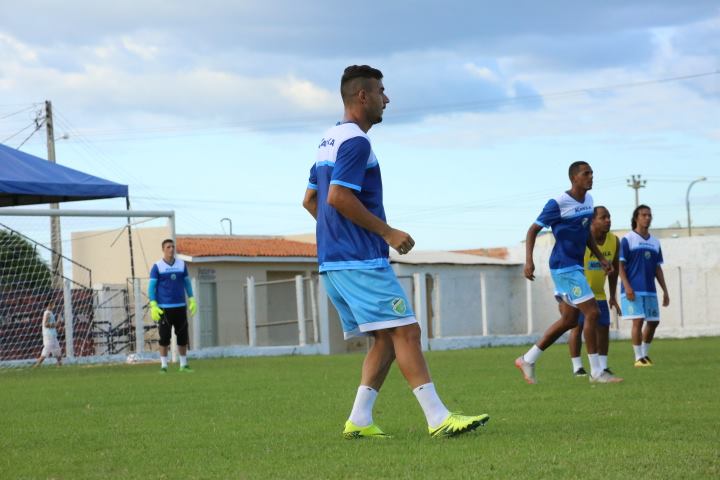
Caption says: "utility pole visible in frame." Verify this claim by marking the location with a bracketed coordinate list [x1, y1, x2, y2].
[626, 174, 647, 208]
[45, 100, 64, 289]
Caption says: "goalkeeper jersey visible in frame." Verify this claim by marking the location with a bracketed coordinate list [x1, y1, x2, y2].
[149, 258, 193, 308]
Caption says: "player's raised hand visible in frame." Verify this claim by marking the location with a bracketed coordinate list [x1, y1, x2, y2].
[524, 261, 535, 281]
[384, 228, 415, 255]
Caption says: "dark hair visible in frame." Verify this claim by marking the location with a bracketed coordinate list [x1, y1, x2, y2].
[341, 65, 383, 104]
[593, 205, 608, 218]
[161, 239, 174, 248]
[631, 204, 651, 230]
[568, 161, 589, 179]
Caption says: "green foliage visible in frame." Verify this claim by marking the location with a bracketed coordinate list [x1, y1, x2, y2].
[0, 338, 718, 479]
[0, 230, 52, 290]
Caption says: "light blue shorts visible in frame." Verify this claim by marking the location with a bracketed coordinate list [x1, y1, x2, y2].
[321, 267, 416, 339]
[551, 269, 595, 308]
[621, 294, 660, 321]
[578, 300, 611, 327]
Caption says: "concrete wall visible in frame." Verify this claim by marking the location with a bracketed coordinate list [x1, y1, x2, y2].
[392, 263, 525, 337]
[72, 226, 171, 286]
[507, 233, 720, 336]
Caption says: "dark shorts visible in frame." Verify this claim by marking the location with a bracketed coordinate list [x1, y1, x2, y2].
[578, 300, 611, 328]
[158, 306, 189, 347]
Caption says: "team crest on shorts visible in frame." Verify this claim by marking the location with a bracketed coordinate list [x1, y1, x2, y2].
[391, 298, 407, 315]
[571, 286, 582, 298]
[628, 304, 634, 314]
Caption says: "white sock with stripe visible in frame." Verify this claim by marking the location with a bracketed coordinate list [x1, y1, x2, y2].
[348, 386, 377, 427]
[588, 354, 602, 378]
[633, 345, 643, 361]
[571, 356, 583, 372]
[642, 342, 651, 358]
[413, 383, 450, 429]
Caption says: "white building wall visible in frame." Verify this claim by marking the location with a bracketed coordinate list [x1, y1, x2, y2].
[507, 233, 720, 337]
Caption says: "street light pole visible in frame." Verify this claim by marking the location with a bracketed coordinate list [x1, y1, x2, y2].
[686, 177, 707, 237]
[627, 174, 647, 208]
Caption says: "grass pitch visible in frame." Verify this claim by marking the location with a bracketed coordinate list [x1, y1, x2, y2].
[1, 337, 718, 479]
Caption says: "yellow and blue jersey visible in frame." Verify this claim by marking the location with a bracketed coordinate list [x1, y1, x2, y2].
[584, 232, 617, 300]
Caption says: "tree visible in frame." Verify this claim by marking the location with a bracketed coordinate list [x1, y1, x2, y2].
[0, 229, 52, 291]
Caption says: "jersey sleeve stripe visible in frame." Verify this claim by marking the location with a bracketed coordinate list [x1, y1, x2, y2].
[330, 179, 362, 191]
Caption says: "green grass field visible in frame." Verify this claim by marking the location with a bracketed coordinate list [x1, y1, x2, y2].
[1, 337, 718, 479]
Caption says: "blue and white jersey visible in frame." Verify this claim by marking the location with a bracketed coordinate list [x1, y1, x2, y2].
[535, 192, 594, 273]
[308, 122, 388, 272]
[619, 231, 663, 296]
[148, 258, 193, 308]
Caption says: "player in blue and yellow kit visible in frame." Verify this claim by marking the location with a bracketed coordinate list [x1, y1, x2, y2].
[516, 162, 621, 384]
[567, 206, 622, 381]
[148, 239, 197, 373]
[618, 205, 669, 366]
[303, 65, 488, 438]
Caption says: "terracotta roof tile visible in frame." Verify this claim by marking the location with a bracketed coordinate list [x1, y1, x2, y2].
[176, 236, 317, 258]
[453, 247, 509, 260]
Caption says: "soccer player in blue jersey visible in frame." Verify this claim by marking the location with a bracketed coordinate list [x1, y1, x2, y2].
[148, 239, 197, 373]
[303, 65, 489, 438]
[618, 205, 669, 367]
[516, 162, 621, 384]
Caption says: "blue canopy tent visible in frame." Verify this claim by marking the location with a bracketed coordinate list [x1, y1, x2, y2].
[0, 143, 128, 206]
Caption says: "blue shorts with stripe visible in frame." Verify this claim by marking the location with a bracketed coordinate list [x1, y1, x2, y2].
[578, 300, 611, 327]
[550, 269, 595, 308]
[321, 267, 416, 339]
[621, 294, 660, 322]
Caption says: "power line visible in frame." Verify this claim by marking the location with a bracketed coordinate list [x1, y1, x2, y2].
[38, 70, 720, 142]
[16, 118, 46, 149]
[1, 120, 38, 144]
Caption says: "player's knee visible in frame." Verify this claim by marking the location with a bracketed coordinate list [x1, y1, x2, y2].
[393, 323, 421, 343]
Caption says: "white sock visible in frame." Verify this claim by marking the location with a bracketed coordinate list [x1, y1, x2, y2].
[599, 355, 608, 371]
[642, 342, 651, 358]
[160, 356, 168, 368]
[348, 386, 378, 427]
[633, 345, 643, 361]
[179, 355, 187, 368]
[413, 383, 450, 429]
[523, 345, 543, 364]
[588, 354, 602, 377]
[571, 357, 583, 372]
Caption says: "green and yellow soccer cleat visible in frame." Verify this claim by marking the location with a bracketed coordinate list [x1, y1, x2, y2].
[429, 413, 490, 438]
[159, 367, 168, 374]
[342, 420, 391, 439]
[178, 365, 194, 373]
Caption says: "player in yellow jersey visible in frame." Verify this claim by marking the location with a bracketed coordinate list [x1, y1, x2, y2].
[568, 206, 623, 382]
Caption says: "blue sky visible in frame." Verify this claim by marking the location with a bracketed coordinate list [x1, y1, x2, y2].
[1, 1, 718, 250]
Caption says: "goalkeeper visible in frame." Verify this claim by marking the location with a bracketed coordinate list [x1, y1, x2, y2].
[148, 239, 197, 373]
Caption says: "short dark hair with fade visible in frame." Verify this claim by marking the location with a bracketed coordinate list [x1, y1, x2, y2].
[161, 238, 174, 248]
[341, 65, 383, 104]
[593, 205, 608, 218]
[568, 161, 590, 179]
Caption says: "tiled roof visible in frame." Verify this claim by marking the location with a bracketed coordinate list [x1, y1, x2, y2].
[176, 236, 317, 258]
[453, 247, 509, 260]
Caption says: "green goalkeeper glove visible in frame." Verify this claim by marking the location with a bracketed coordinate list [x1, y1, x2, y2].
[188, 297, 197, 316]
[149, 301, 164, 322]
